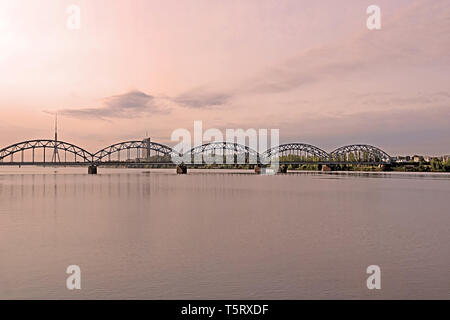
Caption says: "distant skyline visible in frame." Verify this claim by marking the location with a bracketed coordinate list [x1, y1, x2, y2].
[1, 0, 449, 155]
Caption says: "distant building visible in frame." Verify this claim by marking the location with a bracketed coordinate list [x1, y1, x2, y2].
[413, 156, 422, 163]
[394, 156, 409, 163]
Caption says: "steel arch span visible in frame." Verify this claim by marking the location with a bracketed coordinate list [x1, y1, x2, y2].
[93, 140, 177, 162]
[330, 144, 392, 163]
[0, 139, 93, 162]
[184, 142, 260, 164]
[261, 143, 330, 161]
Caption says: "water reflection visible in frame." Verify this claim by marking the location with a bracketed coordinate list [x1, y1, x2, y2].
[0, 167, 449, 299]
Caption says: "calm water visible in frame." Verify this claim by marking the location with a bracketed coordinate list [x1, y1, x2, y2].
[0, 167, 449, 299]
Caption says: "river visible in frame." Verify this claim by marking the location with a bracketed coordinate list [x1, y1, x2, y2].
[0, 167, 449, 299]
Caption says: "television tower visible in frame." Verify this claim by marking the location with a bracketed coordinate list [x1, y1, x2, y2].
[51, 113, 60, 163]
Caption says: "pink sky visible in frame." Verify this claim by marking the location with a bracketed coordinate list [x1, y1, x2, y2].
[1, 0, 449, 155]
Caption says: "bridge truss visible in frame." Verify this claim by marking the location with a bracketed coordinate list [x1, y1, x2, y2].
[184, 142, 260, 164]
[261, 143, 330, 162]
[92, 140, 177, 162]
[330, 144, 392, 163]
[0, 139, 392, 166]
[0, 140, 93, 163]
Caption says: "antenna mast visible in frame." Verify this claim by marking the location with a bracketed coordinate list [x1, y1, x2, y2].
[51, 112, 60, 163]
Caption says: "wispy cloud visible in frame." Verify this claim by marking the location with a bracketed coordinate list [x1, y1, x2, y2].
[55, 88, 232, 118]
[193, 0, 450, 100]
[173, 87, 232, 109]
[56, 90, 170, 120]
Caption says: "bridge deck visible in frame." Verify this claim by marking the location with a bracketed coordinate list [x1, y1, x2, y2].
[0, 161, 391, 167]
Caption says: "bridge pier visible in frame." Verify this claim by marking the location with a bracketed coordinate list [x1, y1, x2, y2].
[278, 165, 288, 174]
[176, 164, 187, 174]
[88, 164, 97, 174]
[379, 164, 392, 171]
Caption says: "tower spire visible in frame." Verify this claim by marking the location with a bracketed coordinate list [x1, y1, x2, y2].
[51, 112, 60, 163]
[55, 112, 58, 142]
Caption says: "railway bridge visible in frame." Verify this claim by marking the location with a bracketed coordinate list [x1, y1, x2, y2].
[0, 137, 392, 174]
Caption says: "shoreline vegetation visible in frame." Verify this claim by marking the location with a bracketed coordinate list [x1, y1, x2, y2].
[100, 161, 450, 173]
[104, 155, 450, 173]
